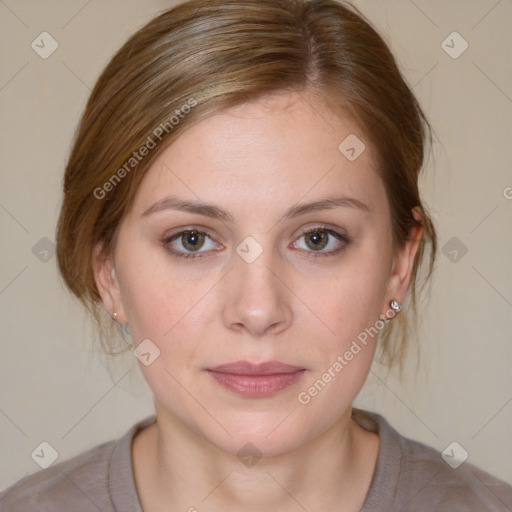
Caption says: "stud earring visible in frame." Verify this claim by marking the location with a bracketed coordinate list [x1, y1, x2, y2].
[390, 299, 402, 313]
[112, 312, 118, 321]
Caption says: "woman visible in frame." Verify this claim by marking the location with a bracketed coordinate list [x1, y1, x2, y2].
[1, 0, 511, 510]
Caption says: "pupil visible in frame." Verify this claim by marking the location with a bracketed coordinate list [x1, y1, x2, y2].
[183, 230, 204, 251]
[306, 230, 327, 250]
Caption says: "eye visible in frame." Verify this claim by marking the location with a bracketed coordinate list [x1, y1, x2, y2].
[163, 229, 220, 259]
[162, 225, 349, 260]
[291, 227, 349, 257]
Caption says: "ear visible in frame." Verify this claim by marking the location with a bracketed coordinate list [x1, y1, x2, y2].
[91, 243, 127, 323]
[383, 206, 424, 315]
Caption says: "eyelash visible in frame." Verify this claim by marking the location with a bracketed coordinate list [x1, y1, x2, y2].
[162, 225, 350, 260]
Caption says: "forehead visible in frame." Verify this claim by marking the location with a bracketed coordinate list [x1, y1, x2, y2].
[128, 91, 387, 221]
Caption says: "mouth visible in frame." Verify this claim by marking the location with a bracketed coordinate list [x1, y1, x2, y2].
[206, 361, 306, 397]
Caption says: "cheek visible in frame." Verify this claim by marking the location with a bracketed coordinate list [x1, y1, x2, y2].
[292, 253, 388, 419]
[114, 232, 211, 340]
[120, 272, 212, 350]
[115, 251, 222, 404]
[296, 245, 391, 352]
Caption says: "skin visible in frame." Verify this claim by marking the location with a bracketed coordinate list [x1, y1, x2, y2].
[93, 90, 422, 511]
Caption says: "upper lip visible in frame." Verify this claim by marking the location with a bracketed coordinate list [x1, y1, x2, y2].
[208, 361, 305, 375]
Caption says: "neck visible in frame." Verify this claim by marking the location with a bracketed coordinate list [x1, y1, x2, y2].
[132, 404, 379, 512]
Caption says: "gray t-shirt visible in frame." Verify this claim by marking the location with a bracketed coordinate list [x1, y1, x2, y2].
[1, 408, 511, 511]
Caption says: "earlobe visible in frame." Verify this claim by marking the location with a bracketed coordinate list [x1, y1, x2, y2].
[386, 206, 424, 306]
[91, 244, 127, 323]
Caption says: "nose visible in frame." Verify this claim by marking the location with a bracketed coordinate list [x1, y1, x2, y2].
[221, 244, 293, 338]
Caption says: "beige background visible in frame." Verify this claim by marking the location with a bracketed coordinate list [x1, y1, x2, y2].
[1, 0, 511, 493]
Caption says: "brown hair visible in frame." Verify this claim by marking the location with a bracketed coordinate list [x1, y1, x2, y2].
[56, 0, 437, 372]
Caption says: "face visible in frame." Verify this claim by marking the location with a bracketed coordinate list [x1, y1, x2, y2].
[94, 91, 420, 457]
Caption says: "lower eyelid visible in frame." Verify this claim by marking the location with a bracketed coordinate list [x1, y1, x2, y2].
[298, 242, 347, 258]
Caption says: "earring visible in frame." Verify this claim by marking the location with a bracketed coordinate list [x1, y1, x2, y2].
[390, 299, 402, 313]
[112, 312, 118, 321]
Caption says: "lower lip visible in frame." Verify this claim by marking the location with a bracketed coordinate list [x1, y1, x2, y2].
[207, 370, 305, 397]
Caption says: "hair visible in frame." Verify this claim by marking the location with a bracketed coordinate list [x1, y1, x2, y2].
[56, 0, 437, 374]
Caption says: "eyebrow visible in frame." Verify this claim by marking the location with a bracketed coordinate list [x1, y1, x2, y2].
[141, 195, 371, 222]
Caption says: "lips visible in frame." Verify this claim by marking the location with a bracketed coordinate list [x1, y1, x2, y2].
[206, 360, 306, 397]
[209, 360, 304, 375]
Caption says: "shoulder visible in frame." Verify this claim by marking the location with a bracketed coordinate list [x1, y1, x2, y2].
[398, 433, 512, 511]
[0, 415, 155, 512]
[0, 439, 117, 512]
[353, 408, 512, 511]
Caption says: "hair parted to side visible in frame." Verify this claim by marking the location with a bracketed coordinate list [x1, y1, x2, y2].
[56, 0, 437, 373]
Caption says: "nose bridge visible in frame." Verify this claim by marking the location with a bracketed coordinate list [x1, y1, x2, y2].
[221, 236, 292, 336]
[238, 248, 276, 293]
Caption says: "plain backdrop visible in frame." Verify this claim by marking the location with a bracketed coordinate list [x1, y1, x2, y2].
[1, 0, 511, 492]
